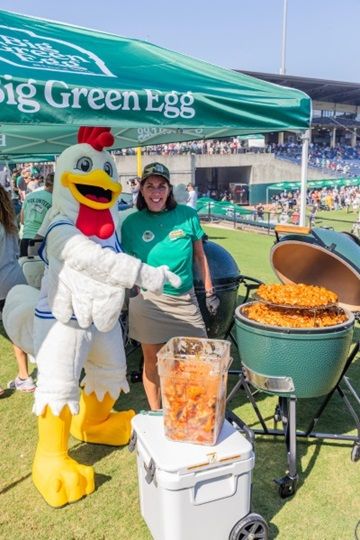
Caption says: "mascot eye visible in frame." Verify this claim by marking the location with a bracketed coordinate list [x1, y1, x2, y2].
[76, 157, 93, 172]
[104, 162, 113, 176]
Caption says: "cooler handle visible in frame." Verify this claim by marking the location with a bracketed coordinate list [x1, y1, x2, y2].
[144, 458, 156, 484]
[275, 224, 311, 243]
[128, 430, 137, 453]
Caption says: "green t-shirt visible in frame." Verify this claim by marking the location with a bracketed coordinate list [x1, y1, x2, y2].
[121, 205, 204, 295]
[22, 189, 53, 239]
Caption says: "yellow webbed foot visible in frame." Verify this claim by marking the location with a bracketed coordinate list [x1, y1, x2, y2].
[70, 391, 135, 446]
[33, 405, 95, 507]
[71, 408, 135, 446]
[32, 451, 95, 508]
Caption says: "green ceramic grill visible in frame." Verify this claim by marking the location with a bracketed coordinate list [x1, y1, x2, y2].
[235, 304, 354, 398]
[235, 226, 359, 398]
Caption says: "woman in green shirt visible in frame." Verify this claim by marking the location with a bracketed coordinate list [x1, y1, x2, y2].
[121, 162, 219, 410]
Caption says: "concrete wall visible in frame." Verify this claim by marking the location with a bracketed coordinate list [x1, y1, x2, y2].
[114, 152, 332, 198]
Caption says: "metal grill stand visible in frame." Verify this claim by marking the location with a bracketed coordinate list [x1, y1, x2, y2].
[227, 340, 360, 498]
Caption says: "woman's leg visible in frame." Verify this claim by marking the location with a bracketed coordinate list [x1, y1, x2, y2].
[141, 343, 164, 410]
[13, 344, 30, 379]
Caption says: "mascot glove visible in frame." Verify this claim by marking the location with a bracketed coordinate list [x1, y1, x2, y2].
[136, 263, 181, 295]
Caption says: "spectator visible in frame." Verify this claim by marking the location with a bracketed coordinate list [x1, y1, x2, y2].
[0, 185, 35, 392]
[16, 169, 28, 201]
[19, 172, 54, 257]
[173, 183, 189, 204]
[0, 166, 10, 192]
[127, 177, 141, 206]
[186, 182, 198, 209]
[26, 175, 41, 193]
[309, 205, 317, 227]
[256, 203, 265, 220]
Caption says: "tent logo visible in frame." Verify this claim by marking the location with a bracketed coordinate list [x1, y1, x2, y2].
[0, 26, 115, 77]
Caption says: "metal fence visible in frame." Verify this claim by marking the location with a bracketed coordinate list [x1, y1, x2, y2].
[198, 200, 358, 236]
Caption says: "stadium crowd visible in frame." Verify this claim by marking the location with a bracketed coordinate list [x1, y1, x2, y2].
[112, 138, 360, 180]
[113, 137, 268, 157]
[274, 142, 360, 178]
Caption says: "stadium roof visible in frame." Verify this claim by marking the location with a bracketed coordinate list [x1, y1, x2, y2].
[240, 71, 360, 107]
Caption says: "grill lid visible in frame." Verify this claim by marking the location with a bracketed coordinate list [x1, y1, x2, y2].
[193, 239, 241, 289]
[271, 227, 360, 311]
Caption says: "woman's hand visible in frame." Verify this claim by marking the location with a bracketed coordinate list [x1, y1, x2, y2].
[205, 292, 220, 316]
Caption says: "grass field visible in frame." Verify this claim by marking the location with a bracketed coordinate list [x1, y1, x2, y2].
[312, 207, 359, 233]
[0, 225, 359, 540]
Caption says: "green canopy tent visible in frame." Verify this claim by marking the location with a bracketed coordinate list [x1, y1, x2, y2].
[0, 10, 311, 151]
[0, 10, 312, 221]
[196, 197, 253, 217]
[1, 154, 55, 164]
[266, 177, 360, 203]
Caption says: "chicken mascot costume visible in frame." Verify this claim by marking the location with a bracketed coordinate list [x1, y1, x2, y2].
[3, 126, 180, 507]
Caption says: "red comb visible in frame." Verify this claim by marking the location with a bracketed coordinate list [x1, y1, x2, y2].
[78, 127, 114, 151]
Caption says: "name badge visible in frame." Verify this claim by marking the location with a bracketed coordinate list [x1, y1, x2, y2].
[169, 229, 185, 240]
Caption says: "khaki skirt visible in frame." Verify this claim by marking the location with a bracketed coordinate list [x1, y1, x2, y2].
[129, 288, 207, 344]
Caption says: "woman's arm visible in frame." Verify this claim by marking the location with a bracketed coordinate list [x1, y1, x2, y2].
[193, 238, 220, 315]
[193, 239, 214, 294]
[20, 206, 24, 226]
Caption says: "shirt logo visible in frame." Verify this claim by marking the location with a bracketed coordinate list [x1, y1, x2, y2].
[169, 229, 185, 240]
[142, 230, 155, 242]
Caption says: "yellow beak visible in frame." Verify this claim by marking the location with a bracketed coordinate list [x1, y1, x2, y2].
[61, 170, 122, 210]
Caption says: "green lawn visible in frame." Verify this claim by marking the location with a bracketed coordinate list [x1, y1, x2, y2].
[0, 226, 359, 540]
[312, 208, 358, 233]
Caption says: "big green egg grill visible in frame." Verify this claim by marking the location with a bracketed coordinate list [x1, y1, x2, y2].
[231, 226, 360, 497]
[234, 227, 359, 398]
[235, 304, 354, 398]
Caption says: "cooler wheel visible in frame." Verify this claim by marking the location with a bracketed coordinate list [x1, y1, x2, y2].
[229, 512, 268, 540]
[275, 474, 298, 498]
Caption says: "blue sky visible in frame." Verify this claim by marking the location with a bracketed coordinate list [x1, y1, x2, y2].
[2, 0, 360, 83]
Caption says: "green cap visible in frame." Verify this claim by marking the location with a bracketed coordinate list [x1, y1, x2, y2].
[141, 162, 170, 183]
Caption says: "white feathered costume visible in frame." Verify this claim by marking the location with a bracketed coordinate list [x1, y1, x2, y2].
[3, 127, 180, 507]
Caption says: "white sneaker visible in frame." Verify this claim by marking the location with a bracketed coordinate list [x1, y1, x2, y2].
[7, 376, 36, 392]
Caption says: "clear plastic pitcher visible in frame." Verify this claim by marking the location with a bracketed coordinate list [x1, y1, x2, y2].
[157, 337, 232, 445]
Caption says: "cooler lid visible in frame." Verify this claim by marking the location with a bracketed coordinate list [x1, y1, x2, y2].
[131, 413, 253, 474]
[271, 227, 360, 311]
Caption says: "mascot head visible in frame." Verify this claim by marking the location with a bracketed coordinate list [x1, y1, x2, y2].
[52, 127, 121, 239]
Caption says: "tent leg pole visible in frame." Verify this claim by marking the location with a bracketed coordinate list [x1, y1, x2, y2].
[299, 129, 310, 226]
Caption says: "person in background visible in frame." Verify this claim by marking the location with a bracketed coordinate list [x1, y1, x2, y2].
[256, 203, 265, 221]
[26, 175, 41, 193]
[16, 169, 28, 202]
[9, 168, 22, 221]
[309, 205, 317, 228]
[127, 177, 141, 206]
[0, 166, 10, 192]
[0, 185, 35, 392]
[186, 182, 198, 209]
[173, 183, 189, 204]
[19, 172, 54, 257]
[121, 162, 219, 410]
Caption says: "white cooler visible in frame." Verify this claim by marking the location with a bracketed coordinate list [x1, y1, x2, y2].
[130, 413, 258, 540]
